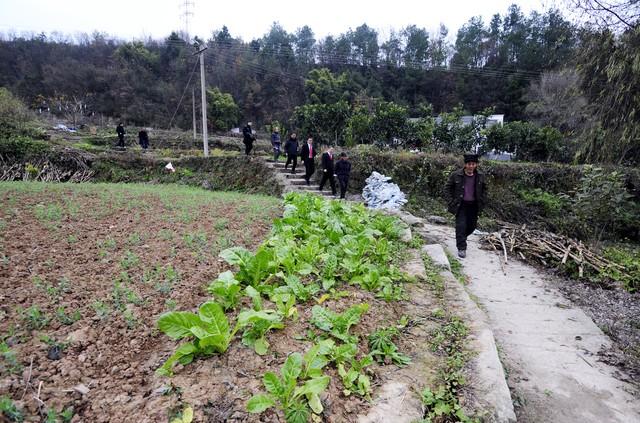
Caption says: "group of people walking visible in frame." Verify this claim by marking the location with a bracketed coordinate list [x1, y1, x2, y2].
[242, 123, 352, 199]
[115, 123, 150, 150]
[115, 120, 483, 260]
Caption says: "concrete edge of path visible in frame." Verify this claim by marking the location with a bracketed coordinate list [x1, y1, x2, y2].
[440, 267, 517, 423]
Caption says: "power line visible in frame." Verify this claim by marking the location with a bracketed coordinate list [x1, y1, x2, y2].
[167, 58, 200, 129]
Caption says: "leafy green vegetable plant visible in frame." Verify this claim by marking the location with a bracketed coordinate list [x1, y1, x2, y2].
[238, 309, 284, 355]
[311, 303, 369, 342]
[247, 352, 330, 423]
[156, 302, 237, 376]
[206, 271, 241, 310]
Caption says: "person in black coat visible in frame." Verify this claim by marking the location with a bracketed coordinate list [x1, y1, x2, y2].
[444, 153, 487, 259]
[319, 146, 336, 195]
[138, 129, 149, 150]
[299, 137, 317, 185]
[334, 152, 351, 199]
[116, 123, 125, 148]
[284, 133, 299, 174]
[242, 122, 255, 157]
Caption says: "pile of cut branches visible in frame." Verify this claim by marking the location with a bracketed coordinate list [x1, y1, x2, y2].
[480, 222, 625, 279]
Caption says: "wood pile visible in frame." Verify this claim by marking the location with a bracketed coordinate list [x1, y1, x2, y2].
[480, 222, 625, 278]
[0, 159, 93, 182]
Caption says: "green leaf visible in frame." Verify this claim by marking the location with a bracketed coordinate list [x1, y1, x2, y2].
[299, 376, 330, 396]
[281, 353, 303, 385]
[219, 247, 252, 266]
[434, 401, 452, 416]
[263, 372, 283, 396]
[246, 394, 275, 413]
[156, 342, 198, 376]
[245, 286, 263, 311]
[157, 311, 202, 340]
[182, 406, 193, 423]
[198, 302, 229, 336]
[310, 305, 335, 331]
[307, 393, 323, 414]
[254, 338, 269, 355]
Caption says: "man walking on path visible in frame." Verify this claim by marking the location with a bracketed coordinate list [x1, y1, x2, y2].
[445, 153, 487, 258]
[319, 146, 337, 196]
[284, 133, 299, 174]
[300, 137, 316, 185]
[335, 152, 351, 199]
[138, 129, 149, 150]
[116, 122, 125, 148]
[242, 122, 255, 158]
[271, 127, 282, 161]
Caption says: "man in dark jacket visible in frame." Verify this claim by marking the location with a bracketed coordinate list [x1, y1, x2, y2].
[335, 152, 351, 199]
[284, 133, 299, 174]
[242, 122, 255, 158]
[319, 146, 336, 196]
[299, 137, 316, 185]
[138, 129, 149, 150]
[445, 153, 487, 258]
[116, 123, 125, 148]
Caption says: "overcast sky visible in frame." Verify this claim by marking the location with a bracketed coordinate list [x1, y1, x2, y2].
[0, 0, 561, 42]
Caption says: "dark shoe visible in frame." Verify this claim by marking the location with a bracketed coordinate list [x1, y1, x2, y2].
[458, 250, 466, 259]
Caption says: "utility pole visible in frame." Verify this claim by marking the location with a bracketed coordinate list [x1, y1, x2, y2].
[196, 47, 209, 157]
[192, 86, 197, 140]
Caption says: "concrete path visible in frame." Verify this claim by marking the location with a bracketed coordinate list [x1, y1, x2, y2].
[420, 223, 640, 423]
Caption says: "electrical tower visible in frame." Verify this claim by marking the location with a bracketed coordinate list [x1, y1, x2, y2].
[180, 0, 194, 42]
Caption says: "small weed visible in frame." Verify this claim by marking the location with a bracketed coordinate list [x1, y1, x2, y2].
[98, 237, 117, 250]
[183, 231, 207, 251]
[45, 406, 74, 423]
[446, 252, 467, 284]
[122, 309, 138, 329]
[112, 281, 143, 311]
[164, 298, 177, 311]
[159, 229, 174, 241]
[92, 300, 111, 320]
[213, 218, 228, 231]
[127, 232, 143, 246]
[34, 203, 63, 225]
[21, 305, 49, 330]
[66, 234, 78, 244]
[0, 396, 24, 422]
[56, 307, 81, 325]
[156, 265, 179, 294]
[1, 342, 22, 375]
[120, 250, 140, 270]
[368, 326, 411, 366]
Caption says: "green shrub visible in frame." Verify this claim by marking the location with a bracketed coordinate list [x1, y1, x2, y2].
[601, 247, 640, 293]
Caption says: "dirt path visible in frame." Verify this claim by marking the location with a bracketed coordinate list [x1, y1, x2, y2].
[422, 223, 640, 423]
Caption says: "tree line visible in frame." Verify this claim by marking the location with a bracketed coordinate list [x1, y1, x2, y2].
[0, 3, 638, 164]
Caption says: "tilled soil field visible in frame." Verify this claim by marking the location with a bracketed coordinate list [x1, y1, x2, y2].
[0, 182, 280, 421]
[0, 182, 449, 422]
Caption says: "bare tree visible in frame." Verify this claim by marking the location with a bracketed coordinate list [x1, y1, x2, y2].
[566, 0, 640, 30]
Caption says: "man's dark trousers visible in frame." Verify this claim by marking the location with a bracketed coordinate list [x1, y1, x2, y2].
[303, 159, 315, 184]
[455, 201, 478, 251]
[338, 175, 349, 199]
[285, 154, 297, 173]
[319, 172, 336, 195]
